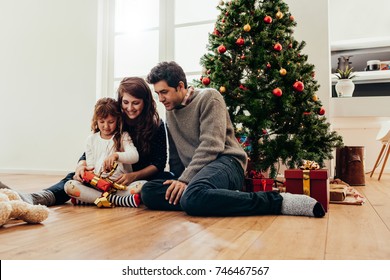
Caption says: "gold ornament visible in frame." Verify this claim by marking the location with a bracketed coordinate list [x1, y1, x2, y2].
[243, 24, 251, 32]
[276, 11, 284, 19]
[219, 86, 226, 93]
[312, 95, 319, 102]
[279, 68, 287, 76]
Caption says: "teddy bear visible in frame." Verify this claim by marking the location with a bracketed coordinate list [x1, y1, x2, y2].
[0, 188, 50, 227]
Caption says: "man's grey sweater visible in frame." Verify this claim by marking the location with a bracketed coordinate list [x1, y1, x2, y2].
[167, 87, 248, 184]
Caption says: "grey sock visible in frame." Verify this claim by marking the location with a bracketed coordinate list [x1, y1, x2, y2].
[0, 182, 55, 206]
[280, 193, 325, 218]
[31, 190, 56, 206]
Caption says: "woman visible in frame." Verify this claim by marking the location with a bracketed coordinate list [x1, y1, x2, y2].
[0, 77, 172, 206]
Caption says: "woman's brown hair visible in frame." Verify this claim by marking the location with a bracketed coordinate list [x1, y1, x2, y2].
[117, 77, 160, 156]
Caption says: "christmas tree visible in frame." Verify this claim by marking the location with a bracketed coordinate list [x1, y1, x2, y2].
[196, 0, 343, 178]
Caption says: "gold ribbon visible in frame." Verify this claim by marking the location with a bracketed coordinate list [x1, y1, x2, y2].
[90, 175, 100, 187]
[302, 170, 311, 196]
[94, 192, 112, 208]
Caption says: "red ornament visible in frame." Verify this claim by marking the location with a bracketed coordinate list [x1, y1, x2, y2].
[293, 81, 304, 92]
[213, 28, 220, 36]
[273, 43, 282, 51]
[236, 37, 245, 46]
[266, 62, 271, 69]
[202, 77, 211, 86]
[288, 43, 293, 49]
[262, 129, 268, 135]
[264, 15, 273, 24]
[319, 107, 326, 115]
[207, 69, 211, 74]
[290, 15, 295, 21]
[239, 84, 248, 91]
[303, 111, 311, 115]
[272, 88, 283, 97]
[241, 55, 246, 60]
[218, 45, 227, 54]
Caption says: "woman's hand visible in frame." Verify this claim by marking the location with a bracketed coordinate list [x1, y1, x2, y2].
[74, 163, 94, 182]
[163, 180, 187, 205]
[115, 172, 139, 185]
[103, 153, 119, 172]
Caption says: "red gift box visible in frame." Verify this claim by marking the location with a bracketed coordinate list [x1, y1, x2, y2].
[284, 169, 329, 212]
[244, 178, 274, 192]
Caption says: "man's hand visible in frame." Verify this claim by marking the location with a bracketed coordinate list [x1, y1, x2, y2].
[164, 180, 187, 205]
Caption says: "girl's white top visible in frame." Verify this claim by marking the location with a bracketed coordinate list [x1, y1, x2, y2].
[85, 131, 139, 180]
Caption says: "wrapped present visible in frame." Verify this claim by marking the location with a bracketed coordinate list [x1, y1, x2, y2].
[284, 169, 329, 212]
[82, 161, 127, 192]
[244, 178, 274, 192]
[83, 171, 112, 192]
[329, 184, 347, 201]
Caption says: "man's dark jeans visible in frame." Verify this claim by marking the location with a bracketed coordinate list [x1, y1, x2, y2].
[141, 155, 282, 216]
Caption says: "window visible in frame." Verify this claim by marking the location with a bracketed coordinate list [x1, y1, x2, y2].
[114, 0, 160, 78]
[98, 0, 219, 97]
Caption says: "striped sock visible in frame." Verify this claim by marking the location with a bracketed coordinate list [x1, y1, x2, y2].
[107, 193, 141, 208]
[70, 197, 95, 206]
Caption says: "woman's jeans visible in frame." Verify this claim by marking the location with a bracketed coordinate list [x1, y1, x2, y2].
[141, 155, 282, 216]
[45, 172, 74, 205]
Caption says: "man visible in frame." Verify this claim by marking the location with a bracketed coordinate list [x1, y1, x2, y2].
[142, 61, 325, 218]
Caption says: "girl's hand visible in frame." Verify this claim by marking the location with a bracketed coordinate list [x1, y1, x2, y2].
[103, 153, 119, 172]
[74, 165, 94, 182]
[115, 172, 139, 185]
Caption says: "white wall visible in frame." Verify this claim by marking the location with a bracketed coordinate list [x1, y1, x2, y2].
[286, 0, 330, 112]
[328, 0, 390, 173]
[0, 0, 99, 174]
[0, 0, 388, 175]
[329, 0, 390, 42]
[284, 0, 332, 174]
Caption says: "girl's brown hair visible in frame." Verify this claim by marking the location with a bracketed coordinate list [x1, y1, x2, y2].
[117, 77, 160, 156]
[91, 97, 123, 152]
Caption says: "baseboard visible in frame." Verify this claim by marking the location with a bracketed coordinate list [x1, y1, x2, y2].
[0, 169, 68, 176]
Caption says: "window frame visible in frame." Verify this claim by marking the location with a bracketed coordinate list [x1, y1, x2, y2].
[96, 0, 217, 98]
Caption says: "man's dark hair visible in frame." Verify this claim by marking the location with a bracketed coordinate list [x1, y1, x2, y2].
[146, 61, 188, 88]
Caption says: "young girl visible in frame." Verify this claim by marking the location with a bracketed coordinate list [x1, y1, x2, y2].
[64, 97, 142, 207]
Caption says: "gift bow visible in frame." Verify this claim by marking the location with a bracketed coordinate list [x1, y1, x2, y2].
[299, 160, 319, 196]
[299, 160, 319, 170]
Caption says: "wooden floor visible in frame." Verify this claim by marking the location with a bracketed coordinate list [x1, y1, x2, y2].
[0, 172, 389, 260]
